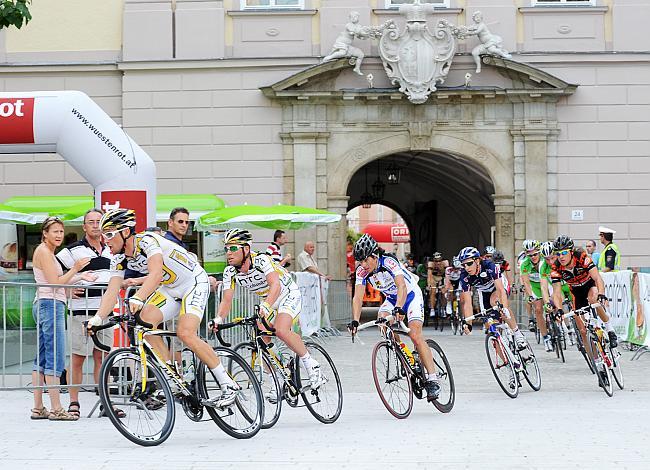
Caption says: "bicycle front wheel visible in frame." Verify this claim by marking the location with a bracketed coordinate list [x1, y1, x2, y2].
[572, 317, 595, 374]
[198, 346, 264, 438]
[517, 342, 542, 391]
[294, 342, 343, 424]
[586, 335, 613, 397]
[609, 346, 624, 390]
[371, 341, 413, 418]
[233, 341, 282, 429]
[426, 339, 455, 413]
[553, 321, 565, 363]
[98, 348, 175, 447]
[485, 334, 519, 398]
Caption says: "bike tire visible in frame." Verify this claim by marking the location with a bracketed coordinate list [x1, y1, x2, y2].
[485, 334, 519, 398]
[586, 334, 613, 397]
[233, 341, 282, 429]
[371, 341, 413, 418]
[572, 317, 595, 374]
[98, 348, 175, 447]
[608, 345, 624, 390]
[426, 339, 455, 413]
[535, 325, 541, 345]
[294, 341, 343, 424]
[517, 342, 542, 391]
[198, 346, 264, 438]
[554, 322, 565, 363]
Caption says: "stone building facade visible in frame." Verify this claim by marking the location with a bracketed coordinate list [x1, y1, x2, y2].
[0, 0, 649, 277]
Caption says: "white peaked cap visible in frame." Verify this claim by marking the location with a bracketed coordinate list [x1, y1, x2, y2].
[598, 226, 616, 234]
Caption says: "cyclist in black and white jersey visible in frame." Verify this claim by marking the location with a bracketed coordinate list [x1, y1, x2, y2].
[214, 229, 324, 389]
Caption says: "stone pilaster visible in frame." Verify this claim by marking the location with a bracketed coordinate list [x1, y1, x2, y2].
[327, 195, 350, 280]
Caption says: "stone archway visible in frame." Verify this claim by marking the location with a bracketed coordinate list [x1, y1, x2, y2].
[263, 56, 577, 279]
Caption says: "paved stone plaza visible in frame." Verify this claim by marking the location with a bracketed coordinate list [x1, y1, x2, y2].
[2, 327, 648, 470]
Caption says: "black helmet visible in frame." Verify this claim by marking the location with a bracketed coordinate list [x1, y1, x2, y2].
[553, 234, 574, 252]
[354, 234, 378, 261]
[493, 250, 505, 264]
[100, 209, 136, 233]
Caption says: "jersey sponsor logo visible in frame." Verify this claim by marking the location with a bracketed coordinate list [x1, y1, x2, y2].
[169, 249, 196, 272]
[0, 98, 35, 144]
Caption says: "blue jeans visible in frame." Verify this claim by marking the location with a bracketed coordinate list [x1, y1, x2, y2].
[32, 299, 67, 377]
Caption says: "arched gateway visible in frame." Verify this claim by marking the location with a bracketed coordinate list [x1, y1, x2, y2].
[262, 56, 577, 279]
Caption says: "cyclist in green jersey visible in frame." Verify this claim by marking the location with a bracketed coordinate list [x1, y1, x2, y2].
[539, 241, 576, 346]
[520, 240, 552, 352]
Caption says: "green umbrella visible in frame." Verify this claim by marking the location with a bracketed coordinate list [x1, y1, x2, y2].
[196, 204, 341, 231]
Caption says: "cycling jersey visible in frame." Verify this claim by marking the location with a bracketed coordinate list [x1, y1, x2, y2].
[110, 232, 209, 321]
[459, 260, 500, 294]
[445, 266, 461, 289]
[550, 249, 595, 288]
[222, 251, 300, 318]
[539, 259, 571, 299]
[520, 256, 542, 298]
[430, 260, 447, 278]
[355, 255, 423, 323]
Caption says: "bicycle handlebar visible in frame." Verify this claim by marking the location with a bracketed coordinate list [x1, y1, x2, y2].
[463, 302, 505, 323]
[356, 315, 410, 334]
[208, 305, 275, 348]
[561, 303, 602, 319]
[84, 311, 153, 352]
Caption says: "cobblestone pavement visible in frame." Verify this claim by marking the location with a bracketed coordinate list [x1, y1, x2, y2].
[2, 326, 649, 469]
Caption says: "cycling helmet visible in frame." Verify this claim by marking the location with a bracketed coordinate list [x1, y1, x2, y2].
[553, 234, 574, 252]
[223, 228, 252, 246]
[100, 209, 136, 233]
[523, 239, 541, 254]
[432, 252, 443, 261]
[458, 246, 480, 263]
[483, 245, 495, 256]
[452, 256, 461, 269]
[493, 250, 505, 264]
[354, 234, 379, 261]
[541, 241, 554, 258]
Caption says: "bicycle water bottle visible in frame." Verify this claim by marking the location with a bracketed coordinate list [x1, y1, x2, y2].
[399, 342, 415, 366]
[181, 349, 195, 382]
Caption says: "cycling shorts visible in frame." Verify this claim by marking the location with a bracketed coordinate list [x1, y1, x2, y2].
[266, 285, 302, 321]
[529, 281, 542, 299]
[478, 290, 495, 311]
[569, 278, 596, 310]
[378, 289, 424, 324]
[146, 269, 210, 322]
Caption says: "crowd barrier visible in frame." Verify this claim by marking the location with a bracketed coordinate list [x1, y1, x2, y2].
[1, 274, 351, 391]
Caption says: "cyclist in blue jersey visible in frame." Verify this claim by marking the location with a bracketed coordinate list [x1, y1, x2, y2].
[458, 246, 527, 350]
[348, 234, 440, 401]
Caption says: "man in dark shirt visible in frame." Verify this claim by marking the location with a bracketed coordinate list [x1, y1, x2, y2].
[165, 207, 190, 250]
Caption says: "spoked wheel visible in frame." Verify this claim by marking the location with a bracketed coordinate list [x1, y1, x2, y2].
[426, 339, 455, 413]
[98, 348, 175, 447]
[451, 312, 460, 336]
[198, 346, 264, 438]
[572, 318, 595, 374]
[485, 334, 519, 398]
[608, 346, 624, 390]
[517, 342, 542, 391]
[294, 342, 343, 424]
[233, 342, 282, 429]
[535, 324, 541, 345]
[586, 336, 613, 397]
[371, 341, 413, 418]
[552, 322, 565, 363]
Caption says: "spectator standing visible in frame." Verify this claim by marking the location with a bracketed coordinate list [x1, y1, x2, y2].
[31, 217, 95, 421]
[56, 209, 115, 419]
[297, 241, 332, 280]
[165, 207, 190, 249]
[585, 239, 600, 267]
[598, 226, 621, 272]
[266, 229, 292, 267]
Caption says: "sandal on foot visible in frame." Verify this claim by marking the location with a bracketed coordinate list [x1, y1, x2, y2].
[67, 401, 81, 419]
[30, 407, 50, 420]
[48, 408, 79, 421]
[99, 405, 126, 418]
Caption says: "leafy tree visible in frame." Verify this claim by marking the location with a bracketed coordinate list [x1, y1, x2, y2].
[0, 0, 32, 30]
[347, 228, 361, 246]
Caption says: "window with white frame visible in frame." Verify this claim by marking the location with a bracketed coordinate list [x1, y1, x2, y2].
[531, 0, 595, 6]
[242, 0, 303, 9]
[386, 0, 450, 8]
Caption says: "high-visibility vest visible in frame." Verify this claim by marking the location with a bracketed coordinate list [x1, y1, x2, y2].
[597, 242, 621, 272]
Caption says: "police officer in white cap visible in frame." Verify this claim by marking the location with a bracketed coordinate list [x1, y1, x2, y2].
[598, 226, 620, 272]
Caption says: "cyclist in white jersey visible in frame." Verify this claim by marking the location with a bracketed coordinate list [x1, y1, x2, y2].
[348, 234, 440, 401]
[88, 209, 239, 407]
[214, 229, 324, 389]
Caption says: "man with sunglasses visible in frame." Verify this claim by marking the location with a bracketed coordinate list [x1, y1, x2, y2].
[539, 241, 576, 346]
[87, 209, 241, 408]
[348, 234, 441, 401]
[165, 207, 190, 250]
[550, 235, 618, 348]
[458, 246, 527, 350]
[214, 229, 325, 390]
[520, 240, 552, 352]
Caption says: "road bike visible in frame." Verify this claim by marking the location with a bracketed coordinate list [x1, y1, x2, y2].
[88, 312, 263, 446]
[353, 314, 455, 418]
[449, 288, 463, 335]
[545, 308, 565, 362]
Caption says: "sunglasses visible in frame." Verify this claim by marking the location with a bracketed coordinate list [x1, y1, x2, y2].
[226, 245, 243, 252]
[556, 249, 571, 256]
[461, 260, 475, 268]
[528, 251, 541, 257]
[102, 230, 121, 240]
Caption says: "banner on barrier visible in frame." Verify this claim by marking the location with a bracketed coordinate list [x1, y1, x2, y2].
[630, 273, 649, 346]
[602, 270, 633, 340]
[295, 272, 321, 337]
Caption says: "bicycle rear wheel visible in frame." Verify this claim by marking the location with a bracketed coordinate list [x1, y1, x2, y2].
[517, 342, 542, 391]
[485, 334, 519, 398]
[198, 346, 264, 438]
[426, 339, 455, 413]
[233, 341, 282, 429]
[98, 348, 175, 447]
[294, 341, 343, 424]
[371, 341, 413, 418]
